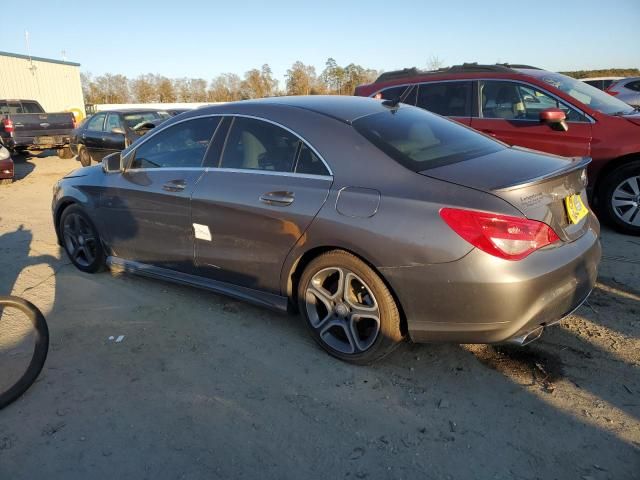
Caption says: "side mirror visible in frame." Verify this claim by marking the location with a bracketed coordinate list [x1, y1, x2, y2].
[102, 152, 122, 173]
[539, 108, 568, 131]
[111, 127, 126, 135]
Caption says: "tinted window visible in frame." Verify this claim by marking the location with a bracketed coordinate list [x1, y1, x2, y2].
[20, 101, 43, 113]
[416, 82, 471, 117]
[480, 81, 587, 122]
[295, 144, 329, 176]
[86, 113, 106, 132]
[377, 85, 417, 106]
[220, 117, 299, 172]
[0, 101, 25, 114]
[105, 114, 121, 131]
[353, 107, 503, 172]
[625, 80, 640, 92]
[130, 117, 220, 169]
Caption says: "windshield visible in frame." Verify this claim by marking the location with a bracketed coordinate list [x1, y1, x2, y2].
[123, 111, 171, 129]
[518, 69, 635, 115]
[353, 106, 504, 172]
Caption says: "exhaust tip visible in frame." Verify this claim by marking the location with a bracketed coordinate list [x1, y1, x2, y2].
[507, 326, 544, 346]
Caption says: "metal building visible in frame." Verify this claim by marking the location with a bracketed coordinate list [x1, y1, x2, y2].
[0, 50, 85, 119]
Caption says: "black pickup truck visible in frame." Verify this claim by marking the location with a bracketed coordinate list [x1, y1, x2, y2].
[0, 99, 76, 158]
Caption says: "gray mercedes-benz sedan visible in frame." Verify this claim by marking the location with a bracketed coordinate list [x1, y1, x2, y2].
[52, 96, 601, 363]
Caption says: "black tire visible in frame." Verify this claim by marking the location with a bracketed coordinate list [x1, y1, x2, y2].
[599, 160, 640, 235]
[59, 205, 106, 273]
[0, 296, 49, 410]
[57, 147, 73, 159]
[78, 146, 92, 167]
[298, 250, 403, 364]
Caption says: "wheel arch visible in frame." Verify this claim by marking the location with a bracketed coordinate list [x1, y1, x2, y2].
[53, 199, 77, 245]
[285, 245, 409, 337]
[592, 152, 640, 204]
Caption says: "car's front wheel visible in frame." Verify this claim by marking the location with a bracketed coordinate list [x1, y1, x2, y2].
[59, 205, 105, 273]
[298, 250, 403, 364]
[600, 160, 640, 235]
[78, 146, 92, 167]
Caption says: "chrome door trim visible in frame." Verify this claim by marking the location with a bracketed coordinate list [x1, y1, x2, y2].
[205, 167, 333, 181]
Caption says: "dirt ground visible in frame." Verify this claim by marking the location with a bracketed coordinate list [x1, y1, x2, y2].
[0, 153, 638, 480]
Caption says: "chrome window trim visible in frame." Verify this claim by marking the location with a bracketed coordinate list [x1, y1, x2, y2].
[371, 78, 595, 124]
[205, 167, 333, 181]
[122, 113, 334, 177]
[124, 167, 207, 173]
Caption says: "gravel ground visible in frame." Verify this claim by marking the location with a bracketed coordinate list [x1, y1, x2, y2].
[0, 153, 638, 480]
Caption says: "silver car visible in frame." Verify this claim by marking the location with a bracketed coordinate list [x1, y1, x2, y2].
[606, 77, 640, 108]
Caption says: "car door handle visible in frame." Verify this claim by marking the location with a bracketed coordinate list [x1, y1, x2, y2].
[259, 191, 295, 206]
[162, 180, 187, 192]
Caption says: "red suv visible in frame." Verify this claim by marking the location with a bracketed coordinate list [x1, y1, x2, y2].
[355, 64, 640, 235]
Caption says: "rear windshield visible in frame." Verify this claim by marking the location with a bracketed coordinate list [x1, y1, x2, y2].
[123, 111, 171, 129]
[352, 106, 503, 171]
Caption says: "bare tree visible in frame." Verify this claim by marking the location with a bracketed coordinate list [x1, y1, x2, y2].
[426, 55, 445, 71]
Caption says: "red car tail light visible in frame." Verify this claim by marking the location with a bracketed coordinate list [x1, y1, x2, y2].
[440, 208, 561, 261]
[2, 118, 14, 134]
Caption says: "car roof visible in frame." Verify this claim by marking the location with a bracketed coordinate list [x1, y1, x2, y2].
[196, 95, 392, 124]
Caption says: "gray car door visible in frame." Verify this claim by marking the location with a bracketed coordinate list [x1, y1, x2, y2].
[98, 116, 221, 270]
[191, 115, 333, 294]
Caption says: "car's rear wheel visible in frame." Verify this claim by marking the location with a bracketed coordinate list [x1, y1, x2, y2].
[600, 160, 640, 235]
[298, 250, 403, 364]
[59, 205, 105, 273]
[78, 147, 91, 167]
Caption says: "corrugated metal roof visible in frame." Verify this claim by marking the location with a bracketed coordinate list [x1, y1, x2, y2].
[0, 50, 80, 67]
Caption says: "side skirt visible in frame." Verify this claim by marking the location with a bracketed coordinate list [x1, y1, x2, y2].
[106, 256, 289, 312]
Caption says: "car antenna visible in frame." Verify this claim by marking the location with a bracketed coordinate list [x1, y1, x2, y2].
[382, 84, 416, 111]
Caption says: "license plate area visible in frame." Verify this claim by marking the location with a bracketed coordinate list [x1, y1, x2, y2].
[564, 194, 588, 224]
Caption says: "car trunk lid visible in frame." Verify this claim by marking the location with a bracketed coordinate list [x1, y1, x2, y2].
[421, 146, 592, 242]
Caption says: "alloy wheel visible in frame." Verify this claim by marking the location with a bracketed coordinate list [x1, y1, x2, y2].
[62, 213, 98, 267]
[305, 267, 381, 354]
[611, 175, 640, 227]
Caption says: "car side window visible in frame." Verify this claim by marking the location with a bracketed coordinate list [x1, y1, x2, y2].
[86, 114, 106, 132]
[105, 114, 122, 132]
[295, 144, 329, 176]
[21, 102, 43, 113]
[130, 117, 220, 169]
[220, 117, 299, 173]
[416, 81, 472, 117]
[626, 80, 640, 92]
[480, 81, 587, 122]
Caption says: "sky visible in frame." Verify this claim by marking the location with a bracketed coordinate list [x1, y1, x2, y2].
[1, 0, 639, 85]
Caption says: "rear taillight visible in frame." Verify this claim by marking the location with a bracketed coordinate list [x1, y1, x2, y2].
[2, 118, 14, 134]
[606, 90, 619, 96]
[440, 208, 560, 261]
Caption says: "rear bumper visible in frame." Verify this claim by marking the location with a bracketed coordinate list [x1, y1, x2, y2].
[7, 135, 70, 149]
[382, 216, 601, 344]
[0, 157, 13, 179]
